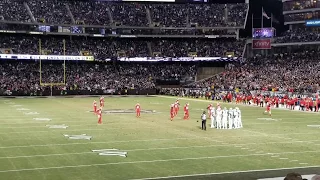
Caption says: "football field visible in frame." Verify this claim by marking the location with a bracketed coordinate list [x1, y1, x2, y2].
[0, 95, 320, 180]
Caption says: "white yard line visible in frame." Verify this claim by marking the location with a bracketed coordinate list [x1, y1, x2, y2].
[0, 137, 201, 149]
[1, 139, 320, 156]
[0, 151, 320, 173]
[0, 120, 138, 126]
[129, 166, 320, 180]
[0, 123, 140, 129]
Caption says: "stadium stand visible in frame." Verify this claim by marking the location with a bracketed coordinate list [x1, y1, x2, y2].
[0, 0, 248, 27]
[190, 52, 320, 93]
[0, 34, 244, 59]
[0, 61, 196, 93]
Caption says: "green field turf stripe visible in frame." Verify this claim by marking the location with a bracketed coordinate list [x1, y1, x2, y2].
[0, 151, 320, 173]
[0, 137, 202, 149]
[129, 166, 320, 180]
[0, 141, 320, 159]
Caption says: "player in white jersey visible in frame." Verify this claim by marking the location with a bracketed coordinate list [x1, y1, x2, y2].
[210, 107, 216, 128]
[234, 107, 240, 128]
[228, 107, 234, 129]
[222, 107, 228, 129]
[236, 107, 243, 128]
[216, 107, 222, 129]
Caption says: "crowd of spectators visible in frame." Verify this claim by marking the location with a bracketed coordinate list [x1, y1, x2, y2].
[275, 28, 320, 43]
[284, 12, 314, 22]
[0, 0, 248, 27]
[0, 35, 244, 59]
[191, 52, 320, 93]
[151, 39, 244, 57]
[0, 61, 197, 92]
[0, 0, 31, 22]
[28, 0, 71, 24]
[283, 0, 319, 11]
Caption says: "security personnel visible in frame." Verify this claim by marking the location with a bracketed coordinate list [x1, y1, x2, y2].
[201, 111, 207, 131]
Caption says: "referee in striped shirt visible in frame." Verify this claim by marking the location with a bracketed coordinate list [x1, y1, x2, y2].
[201, 111, 207, 130]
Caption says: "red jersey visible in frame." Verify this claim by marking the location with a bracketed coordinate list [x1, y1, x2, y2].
[266, 104, 271, 111]
[97, 110, 102, 116]
[135, 105, 141, 111]
[170, 104, 174, 112]
[100, 97, 104, 104]
[93, 101, 97, 107]
[184, 105, 189, 111]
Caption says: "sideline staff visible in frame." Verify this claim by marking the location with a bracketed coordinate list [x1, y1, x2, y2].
[201, 111, 207, 130]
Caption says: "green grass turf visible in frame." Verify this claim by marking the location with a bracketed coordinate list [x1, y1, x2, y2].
[0, 96, 320, 180]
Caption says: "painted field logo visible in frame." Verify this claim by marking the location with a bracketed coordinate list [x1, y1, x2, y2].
[90, 109, 157, 114]
[17, 108, 30, 111]
[64, 134, 92, 140]
[24, 112, 39, 115]
[307, 125, 320, 128]
[92, 149, 127, 157]
[46, 125, 68, 129]
[33, 118, 51, 121]
[257, 118, 281, 121]
[11, 105, 22, 107]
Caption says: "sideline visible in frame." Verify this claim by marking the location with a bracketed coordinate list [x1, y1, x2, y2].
[155, 95, 320, 114]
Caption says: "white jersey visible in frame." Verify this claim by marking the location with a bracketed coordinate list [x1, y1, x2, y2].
[222, 109, 228, 119]
[210, 108, 216, 118]
[228, 109, 234, 119]
[216, 108, 222, 117]
[233, 109, 239, 119]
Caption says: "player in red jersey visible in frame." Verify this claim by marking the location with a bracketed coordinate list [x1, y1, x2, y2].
[97, 107, 102, 124]
[170, 103, 175, 121]
[173, 102, 179, 116]
[183, 103, 189, 120]
[264, 102, 272, 116]
[99, 96, 105, 108]
[175, 100, 180, 114]
[93, 100, 97, 114]
[207, 104, 212, 117]
[135, 103, 141, 118]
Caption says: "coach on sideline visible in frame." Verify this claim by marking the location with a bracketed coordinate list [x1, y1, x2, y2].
[201, 111, 207, 131]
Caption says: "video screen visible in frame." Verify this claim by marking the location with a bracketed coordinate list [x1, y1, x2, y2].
[71, 26, 83, 33]
[38, 25, 50, 32]
[252, 28, 274, 39]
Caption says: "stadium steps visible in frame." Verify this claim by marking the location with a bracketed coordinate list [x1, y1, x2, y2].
[195, 67, 225, 82]
[146, 7, 152, 27]
[106, 7, 114, 24]
[23, 2, 36, 23]
[147, 42, 153, 57]
[65, 4, 76, 24]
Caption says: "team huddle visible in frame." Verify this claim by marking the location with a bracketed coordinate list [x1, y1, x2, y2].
[92, 98, 244, 130]
[170, 100, 189, 121]
[207, 104, 243, 129]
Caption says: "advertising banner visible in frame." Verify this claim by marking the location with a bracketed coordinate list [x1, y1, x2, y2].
[252, 39, 271, 49]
